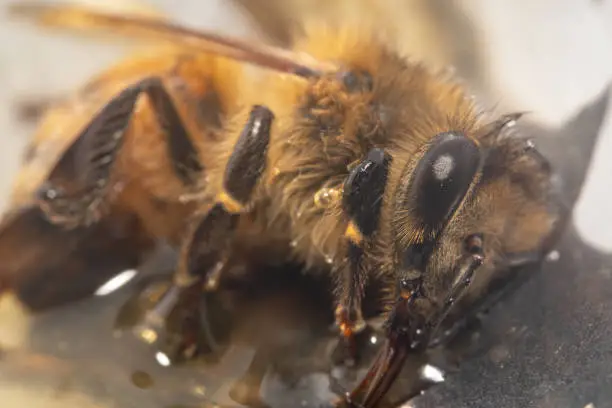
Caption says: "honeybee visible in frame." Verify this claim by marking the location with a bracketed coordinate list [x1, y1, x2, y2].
[0, 2, 568, 407]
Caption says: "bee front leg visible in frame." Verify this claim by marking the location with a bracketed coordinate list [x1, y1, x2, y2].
[335, 148, 391, 364]
[340, 234, 484, 408]
[131, 105, 274, 364]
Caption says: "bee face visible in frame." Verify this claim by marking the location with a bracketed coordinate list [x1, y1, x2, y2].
[388, 117, 560, 306]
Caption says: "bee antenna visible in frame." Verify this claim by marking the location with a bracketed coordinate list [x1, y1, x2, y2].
[9, 2, 334, 79]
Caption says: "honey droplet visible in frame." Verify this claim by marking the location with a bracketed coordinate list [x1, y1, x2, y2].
[267, 166, 281, 183]
[131, 370, 154, 389]
[136, 327, 158, 344]
[314, 187, 341, 209]
[191, 385, 207, 396]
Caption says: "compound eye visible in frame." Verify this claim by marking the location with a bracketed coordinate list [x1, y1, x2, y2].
[405, 131, 482, 237]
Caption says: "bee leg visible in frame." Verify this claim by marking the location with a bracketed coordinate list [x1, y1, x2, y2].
[335, 148, 392, 364]
[132, 105, 274, 364]
[340, 234, 484, 408]
[228, 344, 274, 407]
[144, 77, 205, 187]
[37, 76, 204, 228]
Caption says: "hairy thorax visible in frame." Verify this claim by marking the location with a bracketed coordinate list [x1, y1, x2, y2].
[227, 31, 481, 271]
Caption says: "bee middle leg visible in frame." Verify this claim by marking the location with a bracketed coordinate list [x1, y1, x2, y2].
[335, 148, 391, 364]
[132, 105, 274, 363]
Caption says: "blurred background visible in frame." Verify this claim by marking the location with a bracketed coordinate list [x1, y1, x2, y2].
[0, 1, 611, 407]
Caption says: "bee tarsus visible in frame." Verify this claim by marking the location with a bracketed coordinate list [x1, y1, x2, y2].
[228, 345, 273, 407]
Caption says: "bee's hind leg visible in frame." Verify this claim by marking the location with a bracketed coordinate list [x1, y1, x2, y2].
[36, 76, 204, 228]
[131, 105, 274, 364]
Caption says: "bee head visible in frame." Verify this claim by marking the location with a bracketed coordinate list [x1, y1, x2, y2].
[389, 115, 562, 306]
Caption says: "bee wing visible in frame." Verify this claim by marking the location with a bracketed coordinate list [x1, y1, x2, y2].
[230, 0, 298, 47]
[231, 0, 457, 72]
[9, 2, 335, 78]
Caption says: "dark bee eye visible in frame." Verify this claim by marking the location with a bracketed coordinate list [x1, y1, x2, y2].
[406, 131, 482, 236]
